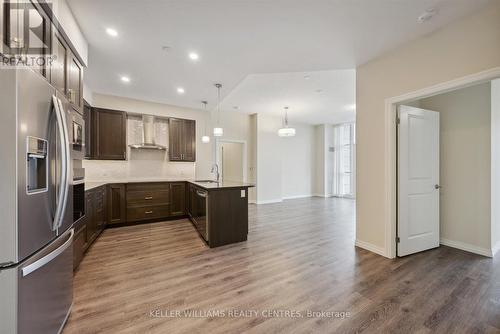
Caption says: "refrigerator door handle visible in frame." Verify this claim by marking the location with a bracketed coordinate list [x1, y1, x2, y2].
[21, 229, 74, 277]
[56, 98, 71, 229]
[51, 96, 68, 231]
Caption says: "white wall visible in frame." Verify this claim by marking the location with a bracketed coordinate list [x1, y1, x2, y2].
[419, 83, 492, 254]
[492, 79, 500, 256]
[255, 114, 316, 203]
[84, 93, 252, 182]
[356, 1, 500, 256]
[281, 123, 315, 199]
[248, 114, 257, 203]
[256, 114, 283, 203]
[314, 125, 326, 196]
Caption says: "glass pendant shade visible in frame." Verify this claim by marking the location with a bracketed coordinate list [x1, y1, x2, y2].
[278, 127, 296, 137]
[213, 127, 223, 137]
[202, 135, 210, 143]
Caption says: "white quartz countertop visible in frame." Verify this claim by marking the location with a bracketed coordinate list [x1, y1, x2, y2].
[84, 178, 254, 191]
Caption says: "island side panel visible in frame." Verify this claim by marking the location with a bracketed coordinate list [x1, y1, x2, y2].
[208, 188, 249, 247]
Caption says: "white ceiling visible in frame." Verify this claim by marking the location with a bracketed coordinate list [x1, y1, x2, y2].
[223, 70, 356, 124]
[68, 0, 491, 124]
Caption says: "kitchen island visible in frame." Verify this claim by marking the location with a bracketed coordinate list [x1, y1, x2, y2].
[187, 181, 254, 248]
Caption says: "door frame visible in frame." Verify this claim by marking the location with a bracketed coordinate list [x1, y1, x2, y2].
[384, 67, 500, 259]
[215, 138, 248, 182]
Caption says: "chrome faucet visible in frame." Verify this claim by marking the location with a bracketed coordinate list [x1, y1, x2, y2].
[211, 164, 220, 182]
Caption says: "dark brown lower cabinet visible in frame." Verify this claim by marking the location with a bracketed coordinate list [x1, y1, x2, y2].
[170, 182, 186, 216]
[108, 184, 126, 225]
[73, 185, 106, 271]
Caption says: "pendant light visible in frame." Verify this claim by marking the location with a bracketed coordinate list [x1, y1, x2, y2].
[201, 101, 210, 143]
[213, 83, 223, 137]
[278, 107, 296, 137]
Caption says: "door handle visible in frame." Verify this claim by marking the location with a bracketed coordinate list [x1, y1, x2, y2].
[435, 184, 441, 189]
[145, 196, 153, 200]
[22, 229, 74, 277]
[145, 211, 153, 214]
[52, 96, 69, 231]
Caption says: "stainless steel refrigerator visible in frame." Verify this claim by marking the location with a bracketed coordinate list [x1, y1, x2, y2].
[0, 68, 74, 334]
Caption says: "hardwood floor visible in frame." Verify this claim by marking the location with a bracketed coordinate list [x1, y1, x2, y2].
[63, 198, 500, 334]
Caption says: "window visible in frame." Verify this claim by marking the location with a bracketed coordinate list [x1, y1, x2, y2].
[332, 123, 356, 198]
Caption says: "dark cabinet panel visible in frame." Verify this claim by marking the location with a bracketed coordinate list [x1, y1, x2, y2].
[67, 52, 82, 111]
[170, 182, 186, 216]
[94, 186, 106, 232]
[2, 1, 51, 77]
[94, 108, 127, 160]
[169, 118, 195, 162]
[85, 191, 97, 244]
[83, 101, 93, 159]
[169, 118, 183, 161]
[183, 120, 196, 161]
[107, 184, 126, 225]
[51, 34, 67, 94]
[74, 185, 106, 271]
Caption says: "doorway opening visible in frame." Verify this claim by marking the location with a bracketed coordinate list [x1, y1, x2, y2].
[215, 139, 247, 183]
[395, 77, 500, 258]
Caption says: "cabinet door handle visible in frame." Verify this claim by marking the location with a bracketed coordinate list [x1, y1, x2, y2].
[145, 196, 153, 200]
[145, 211, 153, 214]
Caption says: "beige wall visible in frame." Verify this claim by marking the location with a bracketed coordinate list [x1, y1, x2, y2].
[356, 2, 500, 254]
[219, 142, 244, 182]
[419, 83, 491, 253]
[492, 79, 500, 255]
[84, 93, 253, 182]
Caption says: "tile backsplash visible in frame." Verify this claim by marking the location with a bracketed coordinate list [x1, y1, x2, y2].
[83, 116, 196, 181]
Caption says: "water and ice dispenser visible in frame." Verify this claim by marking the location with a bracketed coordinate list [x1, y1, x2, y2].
[26, 136, 48, 194]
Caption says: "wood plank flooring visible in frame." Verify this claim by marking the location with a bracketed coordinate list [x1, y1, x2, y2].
[63, 197, 500, 334]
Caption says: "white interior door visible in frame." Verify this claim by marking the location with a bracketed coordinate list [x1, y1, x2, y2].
[398, 105, 440, 256]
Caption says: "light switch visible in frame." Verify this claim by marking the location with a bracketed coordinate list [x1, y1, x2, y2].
[241, 190, 246, 198]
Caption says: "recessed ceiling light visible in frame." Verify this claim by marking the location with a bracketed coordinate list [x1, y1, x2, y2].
[304, 75, 310, 80]
[106, 28, 118, 37]
[316, 89, 323, 93]
[233, 106, 239, 110]
[177, 87, 185, 94]
[188, 52, 199, 61]
[121, 76, 130, 83]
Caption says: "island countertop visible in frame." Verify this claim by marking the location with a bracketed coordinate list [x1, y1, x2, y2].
[84, 178, 254, 191]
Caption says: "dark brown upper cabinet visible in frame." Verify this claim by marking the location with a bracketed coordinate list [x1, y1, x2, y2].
[67, 51, 83, 111]
[83, 100, 93, 159]
[2, 0, 52, 78]
[51, 33, 67, 95]
[169, 118, 196, 162]
[94, 108, 127, 160]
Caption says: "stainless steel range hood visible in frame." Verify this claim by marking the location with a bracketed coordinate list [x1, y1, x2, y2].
[129, 114, 167, 150]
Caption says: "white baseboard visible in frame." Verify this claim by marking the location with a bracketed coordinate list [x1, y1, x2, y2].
[492, 240, 500, 257]
[355, 239, 387, 257]
[282, 194, 313, 200]
[256, 199, 283, 205]
[440, 238, 492, 257]
[312, 193, 328, 198]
